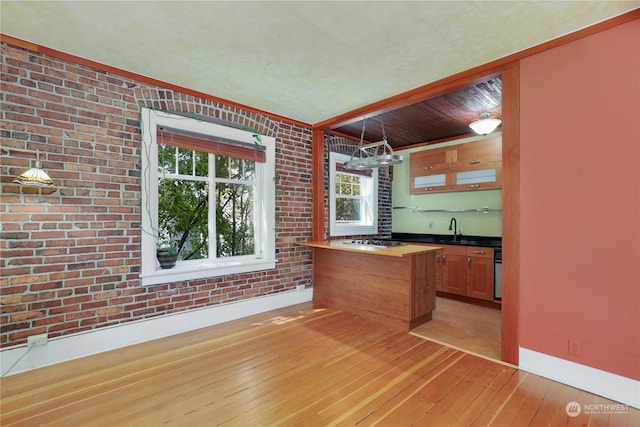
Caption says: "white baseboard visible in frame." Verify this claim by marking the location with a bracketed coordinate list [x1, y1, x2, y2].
[1, 288, 313, 377]
[519, 347, 639, 409]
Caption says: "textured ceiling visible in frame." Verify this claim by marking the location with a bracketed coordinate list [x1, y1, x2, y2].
[1, 1, 638, 125]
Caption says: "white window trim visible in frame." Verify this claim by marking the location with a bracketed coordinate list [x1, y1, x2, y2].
[139, 108, 276, 286]
[329, 152, 378, 237]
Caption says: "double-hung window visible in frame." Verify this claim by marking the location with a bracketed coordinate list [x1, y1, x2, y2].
[329, 152, 378, 236]
[140, 108, 276, 286]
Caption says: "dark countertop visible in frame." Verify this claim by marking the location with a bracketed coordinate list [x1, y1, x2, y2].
[391, 233, 502, 249]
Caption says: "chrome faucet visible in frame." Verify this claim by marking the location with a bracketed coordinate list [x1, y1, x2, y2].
[448, 217, 458, 241]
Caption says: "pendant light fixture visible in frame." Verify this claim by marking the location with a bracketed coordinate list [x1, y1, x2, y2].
[344, 119, 403, 170]
[469, 112, 502, 135]
[13, 150, 56, 187]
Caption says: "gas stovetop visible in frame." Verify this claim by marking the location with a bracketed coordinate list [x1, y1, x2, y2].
[346, 239, 406, 247]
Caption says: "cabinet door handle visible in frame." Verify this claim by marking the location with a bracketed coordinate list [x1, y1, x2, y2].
[467, 257, 471, 267]
[424, 165, 434, 170]
[470, 184, 480, 188]
[473, 250, 486, 255]
[436, 254, 440, 264]
[442, 255, 446, 265]
[470, 160, 481, 165]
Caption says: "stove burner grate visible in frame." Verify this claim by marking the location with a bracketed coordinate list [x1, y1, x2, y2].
[348, 239, 405, 247]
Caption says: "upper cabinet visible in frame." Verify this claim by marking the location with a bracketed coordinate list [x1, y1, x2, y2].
[411, 146, 452, 171]
[451, 163, 502, 192]
[410, 136, 502, 194]
[409, 146, 451, 193]
[451, 137, 501, 167]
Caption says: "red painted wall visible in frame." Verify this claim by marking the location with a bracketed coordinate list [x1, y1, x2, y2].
[520, 19, 639, 380]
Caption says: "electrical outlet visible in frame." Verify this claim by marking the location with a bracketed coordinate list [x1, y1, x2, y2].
[296, 284, 305, 291]
[27, 333, 48, 348]
[568, 338, 581, 356]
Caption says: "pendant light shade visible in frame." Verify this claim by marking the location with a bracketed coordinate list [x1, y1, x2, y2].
[469, 112, 502, 135]
[13, 151, 56, 187]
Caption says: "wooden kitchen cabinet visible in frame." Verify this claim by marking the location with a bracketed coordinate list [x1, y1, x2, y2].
[409, 136, 502, 194]
[451, 137, 501, 168]
[435, 249, 443, 291]
[409, 146, 452, 194]
[411, 146, 451, 171]
[301, 241, 439, 332]
[439, 245, 467, 295]
[465, 246, 494, 301]
[438, 244, 495, 301]
[451, 162, 502, 191]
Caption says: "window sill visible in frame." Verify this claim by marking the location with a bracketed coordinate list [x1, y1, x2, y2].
[140, 258, 276, 287]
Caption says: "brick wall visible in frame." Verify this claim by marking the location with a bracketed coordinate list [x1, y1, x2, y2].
[0, 43, 314, 348]
[377, 167, 393, 238]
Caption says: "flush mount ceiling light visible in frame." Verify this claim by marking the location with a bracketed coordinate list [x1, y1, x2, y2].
[344, 120, 403, 170]
[13, 150, 56, 187]
[469, 112, 502, 135]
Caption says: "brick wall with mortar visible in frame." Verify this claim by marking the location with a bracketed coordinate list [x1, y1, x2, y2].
[0, 43, 315, 348]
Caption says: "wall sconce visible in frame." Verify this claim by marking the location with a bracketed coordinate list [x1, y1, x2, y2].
[12, 150, 56, 187]
[469, 112, 502, 135]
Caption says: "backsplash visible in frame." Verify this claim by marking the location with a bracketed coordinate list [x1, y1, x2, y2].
[392, 135, 502, 237]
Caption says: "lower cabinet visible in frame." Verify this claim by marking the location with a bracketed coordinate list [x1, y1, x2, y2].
[437, 244, 495, 301]
[438, 245, 466, 295]
[465, 247, 494, 300]
[435, 249, 443, 291]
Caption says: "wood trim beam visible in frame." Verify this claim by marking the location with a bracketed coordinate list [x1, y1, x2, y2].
[312, 128, 325, 241]
[500, 63, 521, 365]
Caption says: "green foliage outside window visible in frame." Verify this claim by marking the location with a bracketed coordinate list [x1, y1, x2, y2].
[335, 172, 361, 222]
[158, 144, 255, 260]
[215, 154, 255, 257]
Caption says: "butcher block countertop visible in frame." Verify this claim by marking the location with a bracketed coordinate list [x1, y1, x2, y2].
[297, 240, 441, 257]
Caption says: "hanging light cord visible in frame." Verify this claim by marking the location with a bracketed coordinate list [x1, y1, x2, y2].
[359, 119, 367, 150]
[381, 120, 387, 142]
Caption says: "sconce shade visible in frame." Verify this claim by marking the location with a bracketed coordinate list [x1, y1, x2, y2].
[469, 112, 502, 135]
[13, 159, 56, 187]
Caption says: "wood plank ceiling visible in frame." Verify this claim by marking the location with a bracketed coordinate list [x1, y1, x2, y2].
[333, 76, 502, 149]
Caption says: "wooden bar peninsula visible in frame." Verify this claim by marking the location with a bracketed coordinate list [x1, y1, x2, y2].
[298, 240, 441, 332]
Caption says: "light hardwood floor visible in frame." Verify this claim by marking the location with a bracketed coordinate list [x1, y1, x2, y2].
[1, 302, 637, 426]
[411, 296, 502, 361]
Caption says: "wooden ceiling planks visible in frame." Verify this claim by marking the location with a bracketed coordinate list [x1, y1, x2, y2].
[333, 77, 502, 149]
